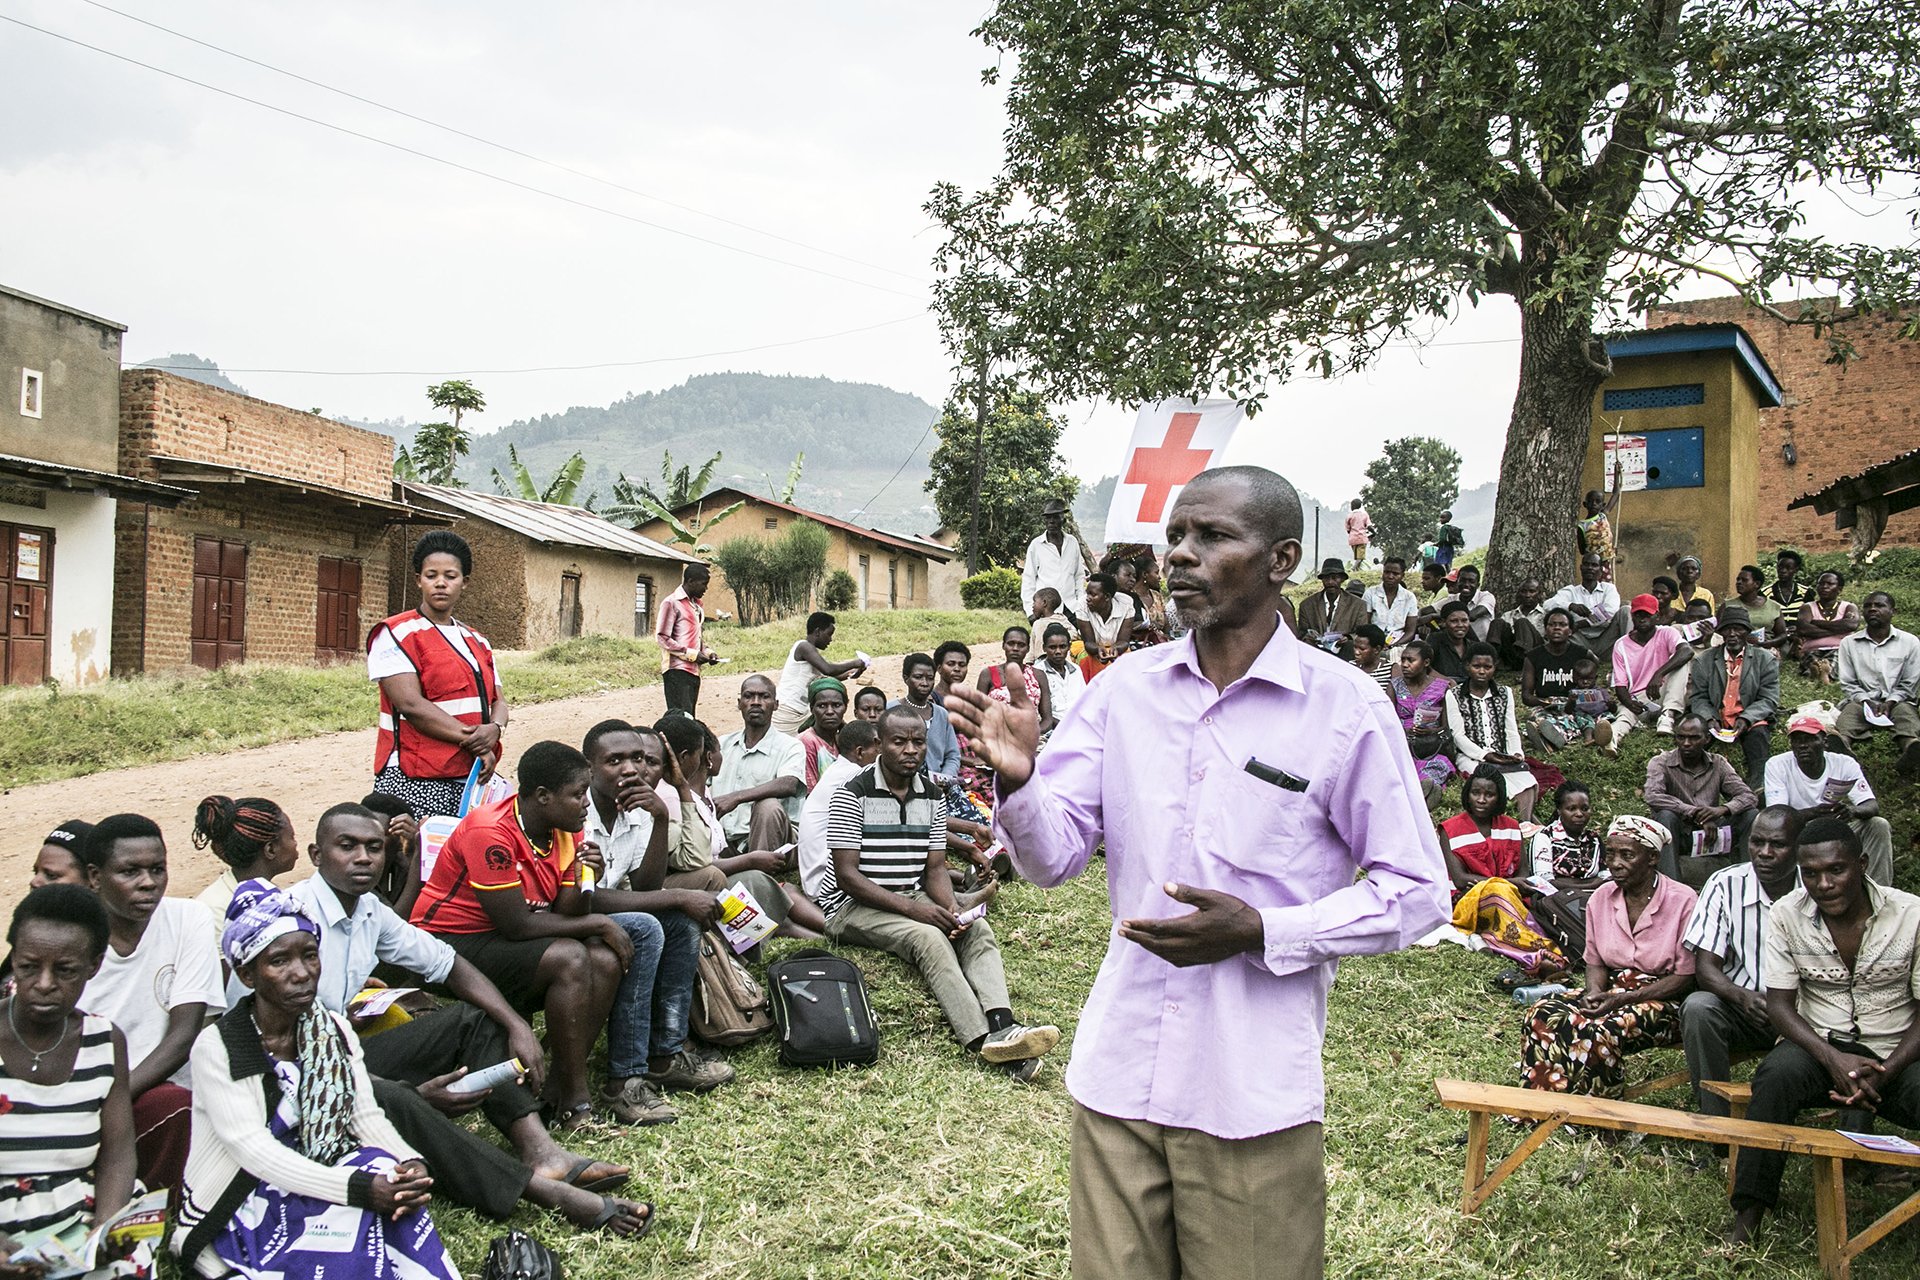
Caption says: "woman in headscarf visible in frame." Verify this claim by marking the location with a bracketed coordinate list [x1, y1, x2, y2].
[1518, 815, 1698, 1097]
[797, 675, 849, 790]
[171, 883, 461, 1280]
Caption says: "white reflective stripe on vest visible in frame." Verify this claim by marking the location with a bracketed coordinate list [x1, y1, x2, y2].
[378, 713, 397, 731]
[433, 697, 485, 717]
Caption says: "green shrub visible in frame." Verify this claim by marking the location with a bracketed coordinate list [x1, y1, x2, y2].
[714, 519, 830, 625]
[959, 565, 1023, 611]
[822, 568, 858, 611]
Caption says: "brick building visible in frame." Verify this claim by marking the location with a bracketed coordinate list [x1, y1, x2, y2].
[635, 488, 957, 619]
[114, 370, 435, 673]
[1648, 296, 1920, 552]
[394, 483, 699, 650]
[0, 286, 188, 685]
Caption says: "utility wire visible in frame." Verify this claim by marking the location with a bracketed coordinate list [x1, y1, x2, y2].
[126, 312, 926, 377]
[853, 415, 940, 517]
[74, 0, 926, 285]
[0, 11, 926, 301]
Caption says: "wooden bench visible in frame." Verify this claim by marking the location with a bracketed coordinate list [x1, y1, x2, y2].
[1621, 1047, 1763, 1101]
[1436, 1078, 1920, 1280]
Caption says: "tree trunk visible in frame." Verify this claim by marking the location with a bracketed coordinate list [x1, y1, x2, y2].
[1482, 299, 1610, 611]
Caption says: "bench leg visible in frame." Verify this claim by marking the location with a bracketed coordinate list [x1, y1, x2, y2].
[1810, 1155, 1850, 1280]
[1461, 1111, 1568, 1214]
[1725, 1099, 1747, 1198]
[1462, 1112, 1489, 1213]
[1842, 1185, 1920, 1265]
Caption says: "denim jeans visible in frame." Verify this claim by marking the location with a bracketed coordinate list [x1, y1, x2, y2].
[606, 908, 702, 1078]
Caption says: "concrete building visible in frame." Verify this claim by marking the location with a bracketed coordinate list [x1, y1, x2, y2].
[1582, 323, 1784, 594]
[634, 487, 957, 619]
[1649, 295, 1920, 552]
[0, 286, 189, 685]
[114, 370, 433, 673]
[395, 483, 699, 650]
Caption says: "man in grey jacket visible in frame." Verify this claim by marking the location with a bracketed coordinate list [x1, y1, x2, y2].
[1687, 604, 1780, 786]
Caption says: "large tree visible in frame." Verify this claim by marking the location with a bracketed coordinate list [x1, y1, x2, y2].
[925, 391, 1080, 570]
[928, 0, 1920, 604]
[1361, 437, 1462, 563]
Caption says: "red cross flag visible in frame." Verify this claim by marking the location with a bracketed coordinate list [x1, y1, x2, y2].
[1103, 399, 1246, 543]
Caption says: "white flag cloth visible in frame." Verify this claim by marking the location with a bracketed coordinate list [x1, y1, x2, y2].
[1103, 400, 1247, 543]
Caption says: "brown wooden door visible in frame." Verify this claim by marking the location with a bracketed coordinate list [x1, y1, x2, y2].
[0, 523, 53, 685]
[559, 572, 582, 639]
[315, 556, 363, 661]
[192, 537, 248, 669]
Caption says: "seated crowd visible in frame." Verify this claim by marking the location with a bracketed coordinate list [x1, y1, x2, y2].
[1366, 543, 1920, 1244]
[0, 605, 1079, 1278]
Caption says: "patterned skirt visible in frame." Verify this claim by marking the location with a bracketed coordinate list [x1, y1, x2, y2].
[211, 1147, 460, 1280]
[1519, 969, 1681, 1098]
[371, 763, 465, 820]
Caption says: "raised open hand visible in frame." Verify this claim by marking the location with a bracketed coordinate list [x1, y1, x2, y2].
[945, 667, 1041, 791]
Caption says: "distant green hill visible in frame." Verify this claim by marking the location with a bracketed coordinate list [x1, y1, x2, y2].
[130, 353, 249, 396]
[461, 371, 942, 531]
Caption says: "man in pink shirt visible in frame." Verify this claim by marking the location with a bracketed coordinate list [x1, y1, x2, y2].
[1609, 592, 1694, 747]
[654, 563, 717, 714]
[948, 466, 1448, 1280]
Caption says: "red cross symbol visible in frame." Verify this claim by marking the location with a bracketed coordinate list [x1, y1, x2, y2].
[1124, 411, 1213, 523]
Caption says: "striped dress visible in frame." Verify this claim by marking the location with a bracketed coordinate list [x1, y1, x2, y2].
[0, 1013, 116, 1243]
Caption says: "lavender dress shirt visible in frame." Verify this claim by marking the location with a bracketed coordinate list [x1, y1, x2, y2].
[995, 616, 1450, 1139]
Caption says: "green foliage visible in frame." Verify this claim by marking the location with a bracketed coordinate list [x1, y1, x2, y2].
[931, 0, 1920, 607]
[925, 391, 1079, 571]
[822, 568, 859, 611]
[1359, 438, 1463, 564]
[405, 420, 471, 487]
[713, 518, 831, 626]
[461, 373, 942, 530]
[599, 449, 744, 549]
[425, 379, 486, 432]
[492, 443, 588, 506]
[769, 451, 806, 502]
[959, 565, 1024, 611]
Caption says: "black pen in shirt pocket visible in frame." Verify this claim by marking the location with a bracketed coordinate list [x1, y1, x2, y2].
[1244, 757, 1310, 793]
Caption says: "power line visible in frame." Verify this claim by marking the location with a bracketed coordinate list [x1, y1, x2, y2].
[852, 416, 940, 517]
[126, 312, 926, 377]
[74, 0, 926, 285]
[0, 11, 926, 301]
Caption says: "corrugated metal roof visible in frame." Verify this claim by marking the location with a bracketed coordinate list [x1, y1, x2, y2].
[400, 482, 699, 562]
[668, 487, 953, 562]
[0, 452, 192, 506]
[1788, 446, 1920, 512]
[1604, 323, 1784, 407]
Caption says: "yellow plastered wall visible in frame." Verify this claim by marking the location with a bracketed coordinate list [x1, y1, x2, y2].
[1584, 349, 1762, 597]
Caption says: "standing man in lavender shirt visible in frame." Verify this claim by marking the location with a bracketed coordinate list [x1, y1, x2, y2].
[947, 465, 1450, 1280]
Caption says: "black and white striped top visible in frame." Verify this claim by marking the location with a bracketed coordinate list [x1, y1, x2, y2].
[1682, 862, 1791, 993]
[816, 763, 947, 920]
[0, 1013, 117, 1238]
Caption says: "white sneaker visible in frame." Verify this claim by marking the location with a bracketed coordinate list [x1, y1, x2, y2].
[980, 1023, 1060, 1063]
[1656, 713, 1676, 735]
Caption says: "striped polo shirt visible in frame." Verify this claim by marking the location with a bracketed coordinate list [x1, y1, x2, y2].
[1685, 860, 1794, 994]
[816, 762, 947, 919]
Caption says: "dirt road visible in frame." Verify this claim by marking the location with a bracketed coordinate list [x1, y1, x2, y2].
[0, 646, 1001, 898]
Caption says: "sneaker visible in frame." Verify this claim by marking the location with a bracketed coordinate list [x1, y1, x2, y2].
[999, 1056, 1043, 1084]
[645, 1048, 737, 1093]
[979, 1023, 1061, 1064]
[1656, 713, 1676, 736]
[601, 1077, 677, 1126]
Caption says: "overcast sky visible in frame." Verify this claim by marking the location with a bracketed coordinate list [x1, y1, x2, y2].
[3, 1, 1911, 512]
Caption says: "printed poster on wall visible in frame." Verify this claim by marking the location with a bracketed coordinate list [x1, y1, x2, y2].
[15, 531, 43, 581]
[1603, 434, 1648, 493]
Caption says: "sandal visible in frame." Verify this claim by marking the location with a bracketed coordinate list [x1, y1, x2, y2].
[561, 1156, 631, 1193]
[587, 1195, 656, 1239]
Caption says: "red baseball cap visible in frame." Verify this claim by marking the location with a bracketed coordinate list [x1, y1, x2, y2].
[1630, 593, 1660, 615]
[1787, 714, 1826, 737]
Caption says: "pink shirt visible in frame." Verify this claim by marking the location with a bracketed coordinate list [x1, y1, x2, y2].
[996, 617, 1450, 1139]
[1583, 874, 1697, 976]
[654, 586, 704, 674]
[1610, 625, 1685, 697]
[1344, 508, 1372, 545]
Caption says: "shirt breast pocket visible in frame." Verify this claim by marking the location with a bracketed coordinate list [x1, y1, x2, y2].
[1195, 766, 1319, 884]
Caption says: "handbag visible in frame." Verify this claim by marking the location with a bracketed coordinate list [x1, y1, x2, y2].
[689, 929, 775, 1046]
[481, 1230, 563, 1280]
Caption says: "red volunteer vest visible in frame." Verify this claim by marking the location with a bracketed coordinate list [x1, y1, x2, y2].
[369, 610, 500, 780]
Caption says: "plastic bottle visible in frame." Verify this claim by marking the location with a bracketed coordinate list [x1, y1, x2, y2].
[1511, 983, 1570, 1005]
[447, 1057, 526, 1094]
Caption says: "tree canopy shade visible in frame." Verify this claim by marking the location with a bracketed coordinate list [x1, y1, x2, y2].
[1361, 437, 1462, 563]
[929, 0, 1920, 604]
[925, 391, 1080, 570]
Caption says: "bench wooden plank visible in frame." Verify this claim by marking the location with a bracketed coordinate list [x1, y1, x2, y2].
[1846, 1186, 1920, 1263]
[1435, 1079, 1920, 1167]
[1812, 1157, 1848, 1280]
[1465, 1111, 1567, 1213]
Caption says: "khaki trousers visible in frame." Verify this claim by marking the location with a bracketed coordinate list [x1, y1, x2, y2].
[826, 889, 1009, 1045]
[1070, 1105, 1324, 1280]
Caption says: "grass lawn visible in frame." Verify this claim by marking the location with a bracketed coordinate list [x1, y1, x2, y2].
[0, 610, 1017, 788]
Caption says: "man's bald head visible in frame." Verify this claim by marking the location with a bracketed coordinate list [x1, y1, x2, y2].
[1179, 466, 1305, 547]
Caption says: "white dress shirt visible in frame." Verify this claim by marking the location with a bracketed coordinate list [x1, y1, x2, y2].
[288, 874, 456, 1015]
[1021, 531, 1087, 615]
